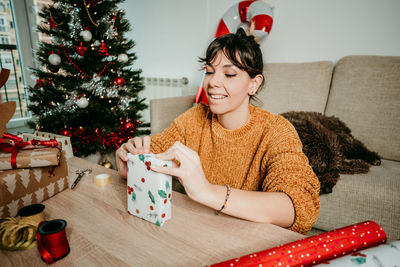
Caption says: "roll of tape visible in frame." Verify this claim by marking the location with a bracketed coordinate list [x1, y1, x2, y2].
[94, 173, 111, 186]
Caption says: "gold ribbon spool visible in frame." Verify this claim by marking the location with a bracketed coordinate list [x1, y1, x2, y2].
[94, 173, 111, 186]
[0, 204, 45, 251]
[18, 204, 45, 227]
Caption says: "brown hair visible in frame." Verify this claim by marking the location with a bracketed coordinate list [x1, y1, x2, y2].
[199, 28, 265, 100]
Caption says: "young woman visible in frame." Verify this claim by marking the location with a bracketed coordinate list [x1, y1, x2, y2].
[116, 28, 320, 234]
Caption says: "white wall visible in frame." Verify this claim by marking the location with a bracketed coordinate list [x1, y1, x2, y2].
[121, 0, 400, 95]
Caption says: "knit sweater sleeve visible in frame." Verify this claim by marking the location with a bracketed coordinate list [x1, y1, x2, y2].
[261, 115, 320, 234]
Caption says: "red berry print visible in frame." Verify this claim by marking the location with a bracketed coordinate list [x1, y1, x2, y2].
[127, 211, 131, 215]
[163, 164, 168, 167]
[127, 186, 134, 195]
[141, 177, 145, 183]
[150, 205, 154, 210]
[168, 193, 171, 198]
[136, 209, 140, 214]
[161, 213, 165, 218]
[145, 161, 151, 170]
[164, 199, 167, 204]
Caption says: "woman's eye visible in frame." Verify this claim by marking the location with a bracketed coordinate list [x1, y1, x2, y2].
[205, 71, 214, 75]
[225, 74, 236, 78]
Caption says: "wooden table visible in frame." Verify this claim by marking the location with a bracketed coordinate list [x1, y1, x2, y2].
[1, 157, 305, 266]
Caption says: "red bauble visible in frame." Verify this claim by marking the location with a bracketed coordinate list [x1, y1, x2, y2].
[61, 130, 71, 137]
[36, 78, 45, 87]
[77, 42, 87, 56]
[125, 122, 134, 130]
[114, 77, 125, 86]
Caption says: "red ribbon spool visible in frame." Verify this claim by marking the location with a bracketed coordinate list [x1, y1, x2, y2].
[37, 219, 70, 264]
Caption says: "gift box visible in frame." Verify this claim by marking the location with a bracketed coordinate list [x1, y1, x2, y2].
[0, 151, 69, 218]
[23, 132, 74, 159]
[0, 146, 61, 171]
[315, 240, 400, 266]
[127, 153, 172, 226]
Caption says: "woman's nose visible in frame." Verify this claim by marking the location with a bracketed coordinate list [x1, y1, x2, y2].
[207, 72, 222, 88]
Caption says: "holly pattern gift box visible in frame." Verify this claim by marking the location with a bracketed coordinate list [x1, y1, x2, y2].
[127, 153, 172, 226]
[0, 150, 68, 218]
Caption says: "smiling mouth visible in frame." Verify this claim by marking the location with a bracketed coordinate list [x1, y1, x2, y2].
[209, 94, 227, 100]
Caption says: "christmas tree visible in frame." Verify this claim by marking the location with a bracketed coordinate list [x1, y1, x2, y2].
[27, 0, 149, 157]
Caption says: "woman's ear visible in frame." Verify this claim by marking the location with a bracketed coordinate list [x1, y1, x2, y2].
[248, 74, 263, 95]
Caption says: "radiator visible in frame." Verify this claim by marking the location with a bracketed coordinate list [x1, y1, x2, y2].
[139, 76, 187, 124]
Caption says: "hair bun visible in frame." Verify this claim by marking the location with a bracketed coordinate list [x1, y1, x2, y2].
[236, 26, 258, 43]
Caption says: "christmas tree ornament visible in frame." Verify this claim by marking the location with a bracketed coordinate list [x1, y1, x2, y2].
[76, 97, 89, 108]
[80, 30, 92, 42]
[98, 41, 110, 56]
[117, 53, 128, 63]
[36, 78, 45, 87]
[83, 0, 99, 27]
[114, 77, 125, 86]
[77, 42, 87, 56]
[48, 8, 63, 29]
[61, 129, 71, 137]
[101, 160, 113, 169]
[48, 53, 61, 65]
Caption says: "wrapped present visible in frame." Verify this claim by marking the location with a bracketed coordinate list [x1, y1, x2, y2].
[23, 131, 74, 159]
[0, 139, 60, 171]
[0, 149, 69, 218]
[0, 133, 60, 170]
[127, 153, 172, 226]
[315, 240, 400, 266]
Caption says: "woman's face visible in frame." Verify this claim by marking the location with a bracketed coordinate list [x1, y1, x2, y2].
[203, 51, 258, 116]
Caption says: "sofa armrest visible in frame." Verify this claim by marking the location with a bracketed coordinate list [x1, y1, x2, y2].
[150, 95, 195, 135]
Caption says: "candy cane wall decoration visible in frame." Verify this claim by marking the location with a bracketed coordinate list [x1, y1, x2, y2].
[215, 0, 274, 40]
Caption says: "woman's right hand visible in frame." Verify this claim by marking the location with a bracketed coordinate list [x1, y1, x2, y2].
[115, 136, 151, 178]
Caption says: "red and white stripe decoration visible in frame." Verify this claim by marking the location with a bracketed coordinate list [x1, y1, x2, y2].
[215, 0, 274, 40]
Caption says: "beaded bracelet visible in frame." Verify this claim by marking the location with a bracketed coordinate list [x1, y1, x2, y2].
[215, 184, 231, 215]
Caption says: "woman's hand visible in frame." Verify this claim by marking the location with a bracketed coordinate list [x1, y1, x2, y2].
[116, 136, 151, 178]
[151, 141, 211, 202]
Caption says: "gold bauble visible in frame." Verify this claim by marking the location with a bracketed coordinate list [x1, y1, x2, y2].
[102, 161, 113, 169]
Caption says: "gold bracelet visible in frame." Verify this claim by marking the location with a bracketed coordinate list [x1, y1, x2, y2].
[216, 184, 231, 215]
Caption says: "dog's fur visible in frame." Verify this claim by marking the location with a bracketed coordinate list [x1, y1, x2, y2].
[280, 111, 381, 194]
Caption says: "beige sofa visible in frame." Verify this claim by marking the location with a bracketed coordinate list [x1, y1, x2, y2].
[149, 55, 400, 241]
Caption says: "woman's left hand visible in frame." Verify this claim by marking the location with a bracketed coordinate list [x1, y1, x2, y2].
[151, 141, 211, 202]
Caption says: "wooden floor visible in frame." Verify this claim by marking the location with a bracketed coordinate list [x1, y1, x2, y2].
[0, 157, 305, 266]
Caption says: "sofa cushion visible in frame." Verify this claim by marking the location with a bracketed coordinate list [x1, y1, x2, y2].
[325, 56, 400, 161]
[254, 61, 333, 114]
[314, 159, 400, 241]
[150, 95, 195, 134]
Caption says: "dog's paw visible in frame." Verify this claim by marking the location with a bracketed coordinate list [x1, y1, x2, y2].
[372, 158, 381, 166]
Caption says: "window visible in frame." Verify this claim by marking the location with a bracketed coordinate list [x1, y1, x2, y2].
[0, 34, 9, 44]
[1, 0, 40, 133]
[0, 15, 7, 32]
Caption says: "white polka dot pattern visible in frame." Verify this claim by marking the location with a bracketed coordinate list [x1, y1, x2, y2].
[208, 221, 387, 267]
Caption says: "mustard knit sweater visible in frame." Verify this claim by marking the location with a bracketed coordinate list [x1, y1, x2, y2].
[150, 104, 320, 234]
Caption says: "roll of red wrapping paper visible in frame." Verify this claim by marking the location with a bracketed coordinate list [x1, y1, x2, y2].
[37, 219, 70, 264]
[209, 221, 387, 267]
